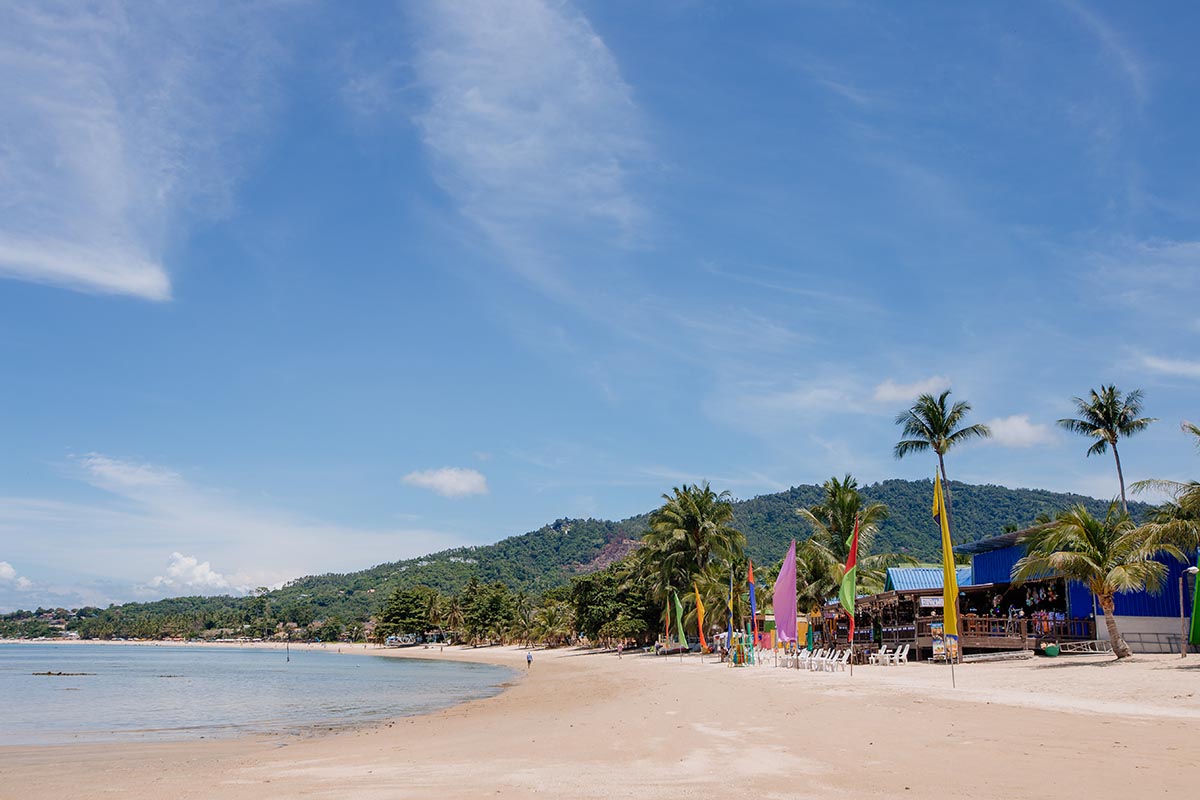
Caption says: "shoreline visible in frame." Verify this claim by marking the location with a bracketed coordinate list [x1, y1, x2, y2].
[3, 642, 1199, 798]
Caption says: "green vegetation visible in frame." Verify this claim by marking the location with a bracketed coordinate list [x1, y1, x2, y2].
[796, 474, 914, 596]
[1013, 503, 1184, 658]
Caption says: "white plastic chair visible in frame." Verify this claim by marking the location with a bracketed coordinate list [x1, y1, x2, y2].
[814, 649, 838, 671]
[889, 644, 910, 665]
[868, 646, 890, 665]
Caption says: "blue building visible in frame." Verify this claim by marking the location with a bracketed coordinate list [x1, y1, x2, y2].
[957, 529, 1198, 654]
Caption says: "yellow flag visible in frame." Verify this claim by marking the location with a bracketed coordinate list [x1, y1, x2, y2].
[694, 583, 708, 650]
[933, 473, 959, 638]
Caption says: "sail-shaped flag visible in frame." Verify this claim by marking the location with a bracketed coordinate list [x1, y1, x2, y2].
[726, 569, 734, 652]
[839, 515, 860, 646]
[694, 583, 708, 651]
[775, 541, 798, 642]
[933, 472, 959, 652]
[747, 561, 759, 648]
[672, 590, 688, 650]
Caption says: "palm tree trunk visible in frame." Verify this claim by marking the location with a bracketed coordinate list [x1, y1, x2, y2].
[937, 452, 953, 530]
[1098, 594, 1131, 658]
[1112, 442, 1128, 514]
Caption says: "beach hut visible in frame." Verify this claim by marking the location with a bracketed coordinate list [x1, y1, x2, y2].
[956, 528, 1198, 654]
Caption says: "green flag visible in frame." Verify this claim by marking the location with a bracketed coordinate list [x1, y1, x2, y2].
[672, 590, 688, 649]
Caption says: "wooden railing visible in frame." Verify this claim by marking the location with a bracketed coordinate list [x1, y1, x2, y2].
[832, 616, 1096, 652]
[918, 616, 1095, 645]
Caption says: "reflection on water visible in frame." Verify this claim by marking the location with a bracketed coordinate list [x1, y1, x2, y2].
[0, 643, 513, 745]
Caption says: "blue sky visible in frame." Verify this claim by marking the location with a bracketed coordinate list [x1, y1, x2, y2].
[1, 1, 1198, 611]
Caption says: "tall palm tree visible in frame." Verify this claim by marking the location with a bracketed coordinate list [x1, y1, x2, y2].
[796, 474, 915, 596]
[641, 482, 746, 586]
[1057, 385, 1156, 513]
[1012, 503, 1184, 659]
[894, 390, 991, 518]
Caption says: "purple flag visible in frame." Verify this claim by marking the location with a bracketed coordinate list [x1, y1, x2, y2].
[775, 540, 798, 642]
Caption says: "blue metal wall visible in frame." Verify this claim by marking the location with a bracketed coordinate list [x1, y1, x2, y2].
[971, 544, 1025, 585]
[970, 544, 1196, 618]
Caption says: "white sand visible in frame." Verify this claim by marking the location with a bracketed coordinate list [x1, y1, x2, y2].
[3, 642, 1199, 798]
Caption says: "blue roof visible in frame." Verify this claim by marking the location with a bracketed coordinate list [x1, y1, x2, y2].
[884, 566, 973, 592]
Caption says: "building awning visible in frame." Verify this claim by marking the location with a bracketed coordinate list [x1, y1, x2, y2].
[883, 566, 973, 592]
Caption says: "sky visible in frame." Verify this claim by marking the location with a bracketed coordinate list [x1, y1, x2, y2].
[1, 1, 1198, 611]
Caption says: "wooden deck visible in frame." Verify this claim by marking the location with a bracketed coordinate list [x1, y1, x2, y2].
[836, 615, 1096, 660]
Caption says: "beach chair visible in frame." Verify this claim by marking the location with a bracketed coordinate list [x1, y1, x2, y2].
[868, 646, 890, 665]
[830, 649, 851, 671]
[816, 649, 840, 672]
[889, 644, 910, 665]
[797, 648, 813, 669]
[799, 648, 820, 669]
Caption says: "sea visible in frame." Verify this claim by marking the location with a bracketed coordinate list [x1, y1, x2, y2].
[0, 642, 515, 746]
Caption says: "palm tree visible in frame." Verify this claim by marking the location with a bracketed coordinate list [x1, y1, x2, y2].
[894, 390, 991, 518]
[1132, 421, 1200, 551]
[643, 482, 745, 578]
[533, 601, 574, 647]
[639, 483, 746, 632]
[1057, 385, 1157, 513]
[1012, 503, 1184, 659]
[796, 474, 913, 594]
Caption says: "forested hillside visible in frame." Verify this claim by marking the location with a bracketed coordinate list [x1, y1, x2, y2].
[734, 478, 1139, 563]
[1, 480, 1147, 639]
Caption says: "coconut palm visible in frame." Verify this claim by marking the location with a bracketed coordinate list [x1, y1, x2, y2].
[797, 474, 915, 594]
[1132, 421, 1200, 551]
[1057, 385, 1157, 513]
[533, 601, 575, 647]
[1012, 503, 1184, 659]
[894, 390, 991, 518]
[643, 482, 746, 578]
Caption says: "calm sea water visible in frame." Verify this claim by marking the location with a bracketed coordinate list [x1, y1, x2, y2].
[0, 643, 515, 746]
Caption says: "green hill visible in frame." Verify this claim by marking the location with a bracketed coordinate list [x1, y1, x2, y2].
[2, 480, 1147, 639]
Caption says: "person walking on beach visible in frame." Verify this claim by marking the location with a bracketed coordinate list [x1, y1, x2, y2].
[526, 651, 533, 669]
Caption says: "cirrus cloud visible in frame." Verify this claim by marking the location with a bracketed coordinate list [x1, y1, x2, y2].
[403, 467, 490, 498]
[872, 375, 951, 404]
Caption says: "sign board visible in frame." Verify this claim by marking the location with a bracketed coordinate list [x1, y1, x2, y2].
[919, 596, 944, 608]
[931, 621, 945, 658]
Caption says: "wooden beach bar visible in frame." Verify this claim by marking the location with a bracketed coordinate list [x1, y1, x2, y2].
[823, 563, 1096, 661]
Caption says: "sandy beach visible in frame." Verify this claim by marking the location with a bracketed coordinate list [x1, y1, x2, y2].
[3, 643, 1200, 799]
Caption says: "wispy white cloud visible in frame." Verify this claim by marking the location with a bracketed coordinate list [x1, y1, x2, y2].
[0, 2, 287, 300]
[1059, 0, 1149, 102]
[872, 376, 951, 404]
[636, 466, 790, 494]
[0, 454, 463, 606]
[410, 0, 646, 297]
[1140, 354, 1200, 380]
[986, 415, 1058, 448]
[403, 467, 489, 498]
